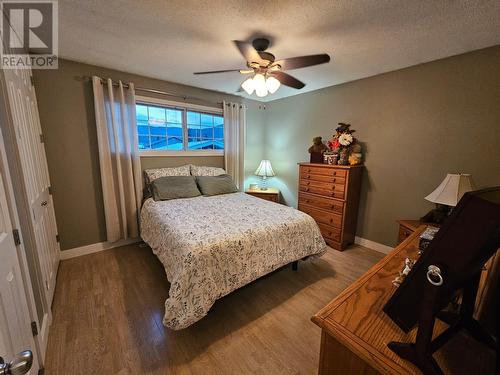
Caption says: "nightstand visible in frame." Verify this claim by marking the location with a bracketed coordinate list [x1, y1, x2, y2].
[246, 187, 280, 203]
[396, 219, 440, 245]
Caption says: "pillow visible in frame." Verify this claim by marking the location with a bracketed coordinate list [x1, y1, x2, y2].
[196, 175, 238, 196]
[150, 176, 201, 201]
[144, 165, 191, 183]
[190, 165, 226, 177]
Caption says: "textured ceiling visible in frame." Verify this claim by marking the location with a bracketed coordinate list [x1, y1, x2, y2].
[59, 0, 500, 102]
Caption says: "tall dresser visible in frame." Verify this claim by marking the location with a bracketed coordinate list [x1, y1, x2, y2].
[298, 163, 363, 251]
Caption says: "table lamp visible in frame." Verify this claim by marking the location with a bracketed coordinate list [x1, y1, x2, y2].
[421, 173, 475, 224]
[254, 160, 275, 191]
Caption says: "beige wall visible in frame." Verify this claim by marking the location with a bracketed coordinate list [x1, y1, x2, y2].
[264, 46, 500, 246]
[33, 59, 265, 250]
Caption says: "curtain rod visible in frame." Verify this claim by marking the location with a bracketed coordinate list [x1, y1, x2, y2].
[75, 75, 224, 108]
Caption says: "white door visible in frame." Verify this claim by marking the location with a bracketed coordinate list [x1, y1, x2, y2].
[2, 67, 60, 309]
[0, 163, 39, 374]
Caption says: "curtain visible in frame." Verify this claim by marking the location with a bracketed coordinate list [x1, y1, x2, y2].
[92, 76, 142, 242]
[223, 102, 246, 190]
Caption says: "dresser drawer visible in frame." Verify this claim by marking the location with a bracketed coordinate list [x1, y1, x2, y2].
[299, 171, 346, 185]
[298, 192, 344, 214]
[298, 204, 343, 229]
[299, 165, 347, 178]
[299, 185, 345, 199]
[250, 193, 278, 202]
[398, 226, 414, 244]
[324, 238, 342, 250]
[318, 223, 342, 242]
[300, 179, 345, 192]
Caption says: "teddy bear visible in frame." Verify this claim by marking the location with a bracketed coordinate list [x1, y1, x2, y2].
[308, 137, 328, 163]
[348, 143, 362, 165]
[308, 137, 328, 154]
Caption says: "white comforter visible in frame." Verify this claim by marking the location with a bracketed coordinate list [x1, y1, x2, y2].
[140, 192, 326, 329]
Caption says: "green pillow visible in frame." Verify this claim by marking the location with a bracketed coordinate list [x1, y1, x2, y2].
[196, 175, 238, 196]
[150, 176, 201, 201]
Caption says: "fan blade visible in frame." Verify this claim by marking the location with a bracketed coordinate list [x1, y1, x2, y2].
[194, 69, 244, 75]
[273, 54, 330, 70]
[271, 71, 305, 89]
[233, 40, 266, 66]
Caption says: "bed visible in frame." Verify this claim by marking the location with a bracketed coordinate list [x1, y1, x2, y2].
[140, 191, 327, 330]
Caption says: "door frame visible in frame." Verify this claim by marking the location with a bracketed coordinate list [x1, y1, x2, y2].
[0, 70, 49, 366]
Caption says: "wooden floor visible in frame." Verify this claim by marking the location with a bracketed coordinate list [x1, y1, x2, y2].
[44, 244, 384, 375]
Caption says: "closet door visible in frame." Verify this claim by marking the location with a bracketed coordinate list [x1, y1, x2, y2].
[0, 160, 40, 375]
[2, 67, 60, 309]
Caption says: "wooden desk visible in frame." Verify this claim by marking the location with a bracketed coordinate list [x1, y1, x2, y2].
[312, 228, 495, 375]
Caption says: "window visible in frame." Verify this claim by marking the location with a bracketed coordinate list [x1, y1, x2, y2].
[136, 97, 224, 155]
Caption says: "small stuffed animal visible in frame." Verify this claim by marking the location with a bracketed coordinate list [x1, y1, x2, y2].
[308, 137, 328, 154]
[348, 143, 362, 165]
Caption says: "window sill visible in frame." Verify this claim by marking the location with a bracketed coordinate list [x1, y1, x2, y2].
[139, 150, 224, 157]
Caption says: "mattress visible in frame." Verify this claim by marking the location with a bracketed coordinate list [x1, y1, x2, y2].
[140, 192, 327, 329]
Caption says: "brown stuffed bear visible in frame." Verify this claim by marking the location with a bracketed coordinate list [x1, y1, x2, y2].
[308, 137, 328, 154]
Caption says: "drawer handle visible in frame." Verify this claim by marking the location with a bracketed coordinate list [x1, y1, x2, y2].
[306, 182, 310, 186]
[305, 200, 310, 204]
[41, 201, 48, 206]
[330, 192, 335, 197]
[329, 218, 334, 223]
[306, 175, 311, 179]
[333, 178, 336, 182]
[305, 188, 310, 192]
[333, 172, 337, 176]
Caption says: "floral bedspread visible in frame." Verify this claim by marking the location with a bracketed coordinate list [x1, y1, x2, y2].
[140, 192, 327, 329]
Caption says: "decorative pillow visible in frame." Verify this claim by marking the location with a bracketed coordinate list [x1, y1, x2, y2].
[150, 176, 201, 201]
[196, 175, 238, 196]
[144, 165, 191, 183]
[190, 165, 226, 177]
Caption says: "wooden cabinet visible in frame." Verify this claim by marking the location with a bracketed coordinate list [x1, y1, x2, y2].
[298, 163, 363, 251]
[396, 219, 422, 244]
[246, 188, 280, 203]
[312, 228, 496, 375]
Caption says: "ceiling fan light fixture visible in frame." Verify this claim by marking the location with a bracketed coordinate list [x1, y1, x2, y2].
[255, 86, 268, 97]
[252, 73, 268, 97]
[266, 76, 280, 94]
[253, 73, 266, 88]
[241, 77, 255, 95]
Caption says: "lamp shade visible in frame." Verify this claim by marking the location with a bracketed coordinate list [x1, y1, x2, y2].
[254, 160, 275, 177]
[241, 77, 255, 95]
[425, 173, 475, 206]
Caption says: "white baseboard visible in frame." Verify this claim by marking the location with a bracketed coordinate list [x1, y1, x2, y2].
[60, 237, 141, 260]
[355, 236, 393, 254]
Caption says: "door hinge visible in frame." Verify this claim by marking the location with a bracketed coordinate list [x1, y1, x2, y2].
[48, 186, 53, 195]
[13, 229, 21, 246]
[30, 75, 35, 87]
[39, 134, 44, 143]
[56, 234, 60, 243]
[31, 321, 38, 337]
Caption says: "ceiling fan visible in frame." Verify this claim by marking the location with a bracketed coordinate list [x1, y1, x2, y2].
[193, 38, 331, 98]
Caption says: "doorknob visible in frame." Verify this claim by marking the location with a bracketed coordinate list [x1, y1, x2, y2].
[0, 350, 33, 375]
